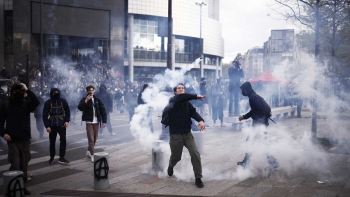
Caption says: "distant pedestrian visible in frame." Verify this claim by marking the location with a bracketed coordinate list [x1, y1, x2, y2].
[238, 82, 279, 171]
[164, 83, 206, 188]
[42, 88, 71, 165]
[211, 78, 225, 127]
[138, 84, 154, 133]
[96, 84, 115, 136]
[78, 85, 107, 162]
[125, 88, 138, 121]
[228, 61, 244, 116]
[0, 83, 40, 195]
[35, 95, 45, 139]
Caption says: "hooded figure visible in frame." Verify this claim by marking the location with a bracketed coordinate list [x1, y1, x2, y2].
[95, 84, 115, 136]
[42, 88, 71, 165]
[239, 82, 267, 125]
[0, 83, 39, 194]
[238, 82, 279, 170]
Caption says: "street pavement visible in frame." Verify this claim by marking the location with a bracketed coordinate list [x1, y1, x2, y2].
[1, 110, 350, 197]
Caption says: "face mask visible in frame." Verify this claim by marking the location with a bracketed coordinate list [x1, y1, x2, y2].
[52, 93, 59, 99]
[241, 90, 248, 96]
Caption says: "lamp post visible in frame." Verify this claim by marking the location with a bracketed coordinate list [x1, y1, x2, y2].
[195, 1, 206, 78]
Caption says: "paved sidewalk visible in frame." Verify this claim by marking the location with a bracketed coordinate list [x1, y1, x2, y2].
[1, 112, 350, 197]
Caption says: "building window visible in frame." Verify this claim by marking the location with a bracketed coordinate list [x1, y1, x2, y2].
[4, 0, 13, 10]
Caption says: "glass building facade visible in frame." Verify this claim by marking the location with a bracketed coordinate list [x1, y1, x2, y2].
[126, 0, 224, 81]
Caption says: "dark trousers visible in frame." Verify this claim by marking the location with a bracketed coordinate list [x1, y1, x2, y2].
[128, 107, 135, 121]
[212, 101, 224, 123]
[7, 140, 31, 181]
[169, 132, 202, 178]
[49, 127, 66, 158]
[229, 90, 240, 116]
[99, 114, 112, 133]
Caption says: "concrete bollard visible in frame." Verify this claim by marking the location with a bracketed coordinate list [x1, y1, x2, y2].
[3, 171, 25, 197]
[94, 152, 109, 190]
[152, 140, 166, 172]
[192, 131, 203, 155]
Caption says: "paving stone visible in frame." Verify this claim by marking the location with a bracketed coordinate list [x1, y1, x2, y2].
[235, 177, 265, 187]
[215, 186, 247, 196]
[236, 186, 272, 197]
[335, 188, 350, 197]
[286, 185, 317, 197]
[260, 187, 293, 197]
[311, 189, 337, 197]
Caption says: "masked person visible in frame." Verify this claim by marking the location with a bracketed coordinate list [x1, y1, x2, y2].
[164, 83, 206, 188]
[43, 88, 71, 165]
[78, 85, 107, 162]
[238, 82, 279, 171]
[0, 83, 40, 195]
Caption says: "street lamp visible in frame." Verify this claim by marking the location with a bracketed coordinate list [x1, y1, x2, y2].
[195, 1, 206, 78]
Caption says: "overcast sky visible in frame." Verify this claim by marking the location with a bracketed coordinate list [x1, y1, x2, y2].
[219, 0, 297, 63]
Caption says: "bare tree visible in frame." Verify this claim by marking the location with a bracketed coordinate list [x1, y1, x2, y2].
[270, 0, 328, 140]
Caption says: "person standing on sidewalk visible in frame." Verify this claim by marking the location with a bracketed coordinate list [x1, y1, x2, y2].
[238, 82, 279, 171]
[78, 85, 107, 162]
[165, 83, 206, 188]
[95, 84, 115, 136]
[0, 83, 40, 195]
[43, 88, 71, 165]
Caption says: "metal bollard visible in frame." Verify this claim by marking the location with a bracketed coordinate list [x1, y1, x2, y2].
[3, 171, 25, 197]
[94, 152, 109, 190]
[152, 140, 166, 172]
[192, 131, 203, 155]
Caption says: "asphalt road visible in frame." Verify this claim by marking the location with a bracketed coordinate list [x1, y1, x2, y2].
[0, 110, 162, 172]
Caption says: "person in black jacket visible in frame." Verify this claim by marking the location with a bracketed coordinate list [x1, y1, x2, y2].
[166, 83, 206, 188]
[137, 84, 154, 133]
[78, 85, 107, 162]
[0, 83, 39, 195]
[95, 84, 115, 136]
[43, 88, 71, 165]
[228, 61, 244, 116]
[238, 82, 279, 171]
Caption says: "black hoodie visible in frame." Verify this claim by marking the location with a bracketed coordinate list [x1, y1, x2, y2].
[0, 85, 39, 140]
[42, 88, 71, 128]
[240, 82, 268, 126]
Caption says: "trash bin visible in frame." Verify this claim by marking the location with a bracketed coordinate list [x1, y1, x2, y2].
[152, 140, 166, 171]
[94, 152, 109, 190]
[3, 171, 25, 197]
[192, 131, 203, 155]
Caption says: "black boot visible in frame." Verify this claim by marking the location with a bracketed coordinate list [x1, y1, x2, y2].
[167, 166, 173, 176]
[237, 153, 251, 167]
[195, 178, 204, 188]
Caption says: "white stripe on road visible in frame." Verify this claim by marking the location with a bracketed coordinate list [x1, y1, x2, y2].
[0, 138, 120, 171]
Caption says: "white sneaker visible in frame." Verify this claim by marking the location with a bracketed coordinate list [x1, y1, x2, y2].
[111, 132, 116, 136]
[86, 151, 91, 158]
[91, 155, 94, 163]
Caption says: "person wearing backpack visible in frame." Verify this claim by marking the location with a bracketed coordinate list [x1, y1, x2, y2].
[238, 82, 279, 170]
[0, 83, 40, 195]
[43, 88, 71, 165]
[163, 83, 206, 188]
